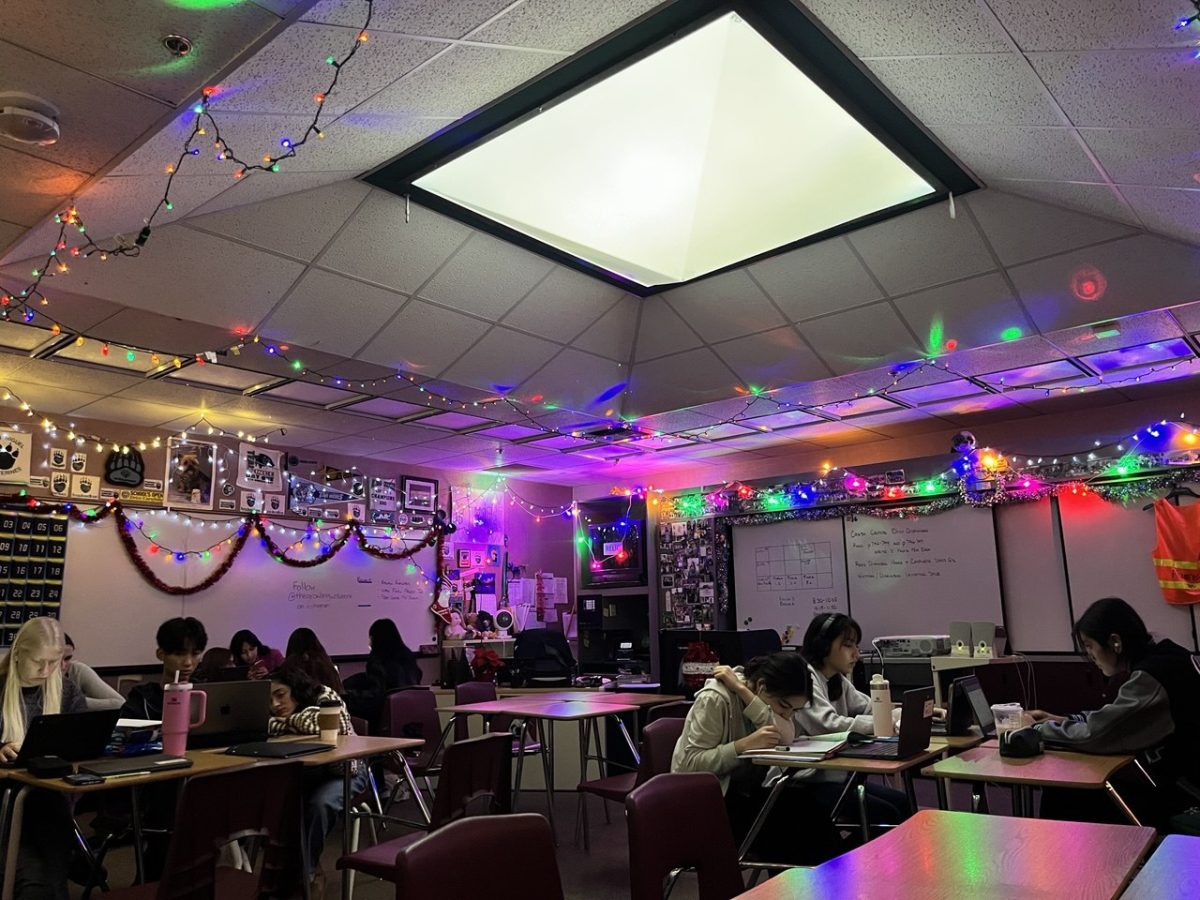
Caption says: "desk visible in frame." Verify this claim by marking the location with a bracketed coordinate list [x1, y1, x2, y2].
[921, 745, 1137, 823]
[1121, 834, 1200, 900]
[507, 691, 684, 707]
[734, 809, 1155, 899]
[445, 699, 638, 844]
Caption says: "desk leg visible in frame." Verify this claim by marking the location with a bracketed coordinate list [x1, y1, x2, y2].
[576, 720, 590, 851]
[130, 785, 146, 884]
[855, 780, 870, 844]
[1105, 781, 1142, 826]
[536, 719, 557, 844]
[340, 764, 352, 900]
[935, 777, 949, 811]
[738, 773, 791, 861]
[512, 716, 528, 811]
[902, 770, 918, 815]
[611, 714, 640, 765]
[1, 785, 24, 900]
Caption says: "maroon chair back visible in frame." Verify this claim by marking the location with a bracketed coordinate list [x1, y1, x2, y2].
[626, 773, 743, 900]
[429, 733, 513, 827]
[392, 814, 563, 900]
[454, 681, 499, 740]
[350, 715, 370, 737]
[380, 687, 444, 771]
[153, 761, 304, 900]
[646, 701, 693, 722]
[637, 718, 685, 784]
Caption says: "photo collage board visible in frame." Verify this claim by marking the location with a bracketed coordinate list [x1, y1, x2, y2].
[657, 516, 728, 629]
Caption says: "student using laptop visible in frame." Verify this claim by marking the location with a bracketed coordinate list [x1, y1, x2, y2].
[62, 633, 124, 711]
[795, 613, 910, 829]
[1030, 597, 1200, 826]
[0, 617, 85, 899]
[268, 659, 366, 897]
[120, 617, 208, 720]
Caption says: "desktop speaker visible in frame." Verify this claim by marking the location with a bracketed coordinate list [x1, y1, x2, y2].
[949, 621, 972, 658]
[972, 621, 996, 658]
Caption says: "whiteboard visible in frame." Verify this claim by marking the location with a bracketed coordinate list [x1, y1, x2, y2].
[60, 514, 440, 667]
[1057, 491, 1197, 650]
[845, 506, 1003, 644]
[731, 517, 849, 641]
[995, 499, 1075, 652]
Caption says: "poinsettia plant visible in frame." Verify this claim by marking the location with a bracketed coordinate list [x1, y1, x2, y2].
[470, 647, 505, 682]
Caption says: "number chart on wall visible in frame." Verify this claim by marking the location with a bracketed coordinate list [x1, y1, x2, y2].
[0, 511, 68, 645]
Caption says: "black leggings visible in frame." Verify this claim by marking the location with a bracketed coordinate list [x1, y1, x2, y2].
[724, 780, 846, 866]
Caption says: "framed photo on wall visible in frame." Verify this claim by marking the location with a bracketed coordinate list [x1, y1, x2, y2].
[165, 438, 216, 510]
[402, 476, 438, 512]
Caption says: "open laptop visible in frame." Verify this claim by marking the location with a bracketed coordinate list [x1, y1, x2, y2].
[932, 675, 996, 738]
[0, 709, 119, 768]
[838, 687, 936, 760]
[187, 680, 271, 749]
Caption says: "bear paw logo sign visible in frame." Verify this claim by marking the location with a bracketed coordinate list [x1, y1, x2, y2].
[105, 447, 145, 487]
[236, 443, 283, 492]
[0, 434, 30, 484]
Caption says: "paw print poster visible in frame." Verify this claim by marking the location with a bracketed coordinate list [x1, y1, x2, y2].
[104, 448, 145, 487]
[72, 474, 100, 500]
[0, 433, 30, 484]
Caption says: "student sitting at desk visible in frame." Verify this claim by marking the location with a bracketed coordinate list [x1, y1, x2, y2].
[671, 652, 843, 865]
[268, 659, 367, 899]
[230, 628, 284, 680]
[62, 632, 124, 711]
[0, 617, 86, 900]
[795, 613, 910, 828]
[286, 627, 343, 694]
[119, 616, 208, 720]
[1029, 596, 1200, 826]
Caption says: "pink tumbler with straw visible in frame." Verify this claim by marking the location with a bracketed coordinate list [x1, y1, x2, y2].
[162, 680, 206, 755]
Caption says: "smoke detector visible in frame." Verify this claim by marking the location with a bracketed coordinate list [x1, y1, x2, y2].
[0, 93, 60, 146]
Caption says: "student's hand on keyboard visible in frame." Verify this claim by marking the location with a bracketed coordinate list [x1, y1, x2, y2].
[1025, 710, 1065, 725]
[736, 725, 782, 754]
[0, 742, 18, 762]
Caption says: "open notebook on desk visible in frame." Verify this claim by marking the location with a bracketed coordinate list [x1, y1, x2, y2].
[740, 732, 849, 763]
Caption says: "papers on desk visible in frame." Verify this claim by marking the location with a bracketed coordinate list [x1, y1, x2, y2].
[740, 732, 849, 762]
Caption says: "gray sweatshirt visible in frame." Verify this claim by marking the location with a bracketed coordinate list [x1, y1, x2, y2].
[793, 665, 875, 737]
[67, 660, 125, 712]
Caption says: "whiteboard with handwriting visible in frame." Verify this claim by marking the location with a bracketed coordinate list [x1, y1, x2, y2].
[844, 506, 1002, 643]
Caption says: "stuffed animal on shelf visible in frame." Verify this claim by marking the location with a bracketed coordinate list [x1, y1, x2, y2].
[445, 610, 466, 639]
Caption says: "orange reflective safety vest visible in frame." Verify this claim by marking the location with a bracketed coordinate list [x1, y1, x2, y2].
[1152, 499, 1200, 605]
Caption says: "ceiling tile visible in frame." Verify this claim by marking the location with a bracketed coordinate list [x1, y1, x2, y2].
[741, 409, 824, 431]
[473, 424, 545, 440]
[711, 327, 829, 388]
[1009, 234, 1200, 332]
[663, 270, 785, 343]
[891, 379, 986, 406]
[1081, 338, 1193, 373]
[469, 0, 662, 52]
[303, 0, 516, 38]
[0, 147, 87, 227]
[187, 181, 370, 261]
[421, 232, 554, 320]
[356, 297, 490, 375]
[440, 327, 560, 391]
[500, 266, 622, 342]
[320, 195, 471, 295]
[634, 409, 720, 434]
[8, 382, 106, 415]
[977, 359, 1083, 389]
[1116, 186, 1200, 246]
[629, 435, 695, 451]
[965, 189, 1137, 266]
[680, 422, 757, 441]
[260, 269, 406, 356]
[934, 125, 1100, 182]
[416, 411, 494, 430]
[991, 180, 1140, 226]
[985, 0, 1200, 51]
[634, 298, 702, 361]
[783, 420, 885, 450]
[799, 0, 1011, 56]
[821, 395, 904, 419]
[853, 408, 945, 439]
[921, 393, 1034, 425]
[0, 221, 24, 254]
[353, 45, 557, 119]
[848, 202, 995, 295]
[341, 397, 428, 418]
[417, 434, 497, 454]
[0, 321, 52, 352]
[628, 348, 743, 415]
[530, 434, 596, 450]
[570, 295, 639, 361]
[893, 272, 1030, 353]
[70, 397, 191, 427]
[796, 304, 920, 375]
[1047, 309, 1185, 356]
[519, 348, 628, 413]
[748, 237, 883, 321]
[357, 422, 443, 445]
[1171, 300, 1200, 332]
[307, 434, 406, 456]
[110, 379, 237, 411]
[167, 365, 269, 391]
[1030, 50, 1198, 128]
[864, 55, 1062, 126]
[689, 396, 779, 422]
[187, 169, 363, 218]
[370, 444, 457, 465]
[260, 381, 361, 405]
[1080, 128, 1200, 189]
[54, 341, 162, 374]
[79, 308, 234, 357]
[0, 39, 171, 173]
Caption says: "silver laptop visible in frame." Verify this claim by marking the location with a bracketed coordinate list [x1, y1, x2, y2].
[188, 680, 271, 749]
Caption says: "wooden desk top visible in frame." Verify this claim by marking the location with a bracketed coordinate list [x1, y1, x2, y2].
[751, 744, 947, 775]
[445, 699, 638, 720]
[4, 749, 261, 794]
[734, 809, 1155, 900]
[502, 691, 684, 707]
[287, 734, 424, 766]
[920, 745, 1133, 788]
[930, 734, 987, 751]
[1120, 834, 1200, 900]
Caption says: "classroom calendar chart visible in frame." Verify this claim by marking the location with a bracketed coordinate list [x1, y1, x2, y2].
[0, 511, 68, 645]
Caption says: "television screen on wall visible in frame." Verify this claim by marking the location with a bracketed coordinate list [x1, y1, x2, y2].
[579, 498, 647, 588]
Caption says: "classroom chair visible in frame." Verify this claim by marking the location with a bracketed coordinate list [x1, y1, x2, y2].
[388, 814, 563, 900]
[626, 773, 744, 900]
[576, 717, 684, 849]
[454, 680, 543, 804]
[103, 761, 303, 900]
[511, 628, 576, 687]
[646, 701, 693, 722]
[336, 732, 513, 885]
[377, 688, 453, 813]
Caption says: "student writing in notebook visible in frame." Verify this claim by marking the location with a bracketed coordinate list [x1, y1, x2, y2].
[0, 617, 85, 899]
[795, 613, 910, 828]
[1029, 597, 1200, 826]
[670, 652, 843, 865]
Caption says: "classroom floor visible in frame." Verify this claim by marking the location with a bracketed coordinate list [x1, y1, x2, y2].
[74, 779, 1014, 899]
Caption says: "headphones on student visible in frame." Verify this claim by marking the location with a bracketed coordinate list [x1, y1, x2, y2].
[817, 613, 843, 639]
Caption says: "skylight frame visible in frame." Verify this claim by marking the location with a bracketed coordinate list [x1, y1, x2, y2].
[364, 0, 978, 296]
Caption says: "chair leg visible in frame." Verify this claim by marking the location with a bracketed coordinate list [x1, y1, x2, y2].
[73, 819, 111, 898]
[602, 798, 611, 825]
[347, 809, 361, 899]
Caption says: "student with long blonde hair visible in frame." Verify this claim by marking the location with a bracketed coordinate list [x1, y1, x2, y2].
[0, 616, 86, 899]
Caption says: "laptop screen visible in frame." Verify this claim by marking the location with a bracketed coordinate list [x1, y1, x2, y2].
[959, 675, 994, 732]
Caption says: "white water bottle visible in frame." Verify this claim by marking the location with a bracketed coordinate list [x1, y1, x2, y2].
[870, 673, 893, 737]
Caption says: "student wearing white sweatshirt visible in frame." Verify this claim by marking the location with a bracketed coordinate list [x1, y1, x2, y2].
[795, 613, 909, 829]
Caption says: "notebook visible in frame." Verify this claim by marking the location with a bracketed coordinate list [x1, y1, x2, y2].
[223, 741, 334, 759]
[740, 732, 849, 762]
[837, 687, 935, 760]
[0, 709, 119, 768]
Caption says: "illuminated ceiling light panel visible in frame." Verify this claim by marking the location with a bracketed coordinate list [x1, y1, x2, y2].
[369, 2, 974, 294]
